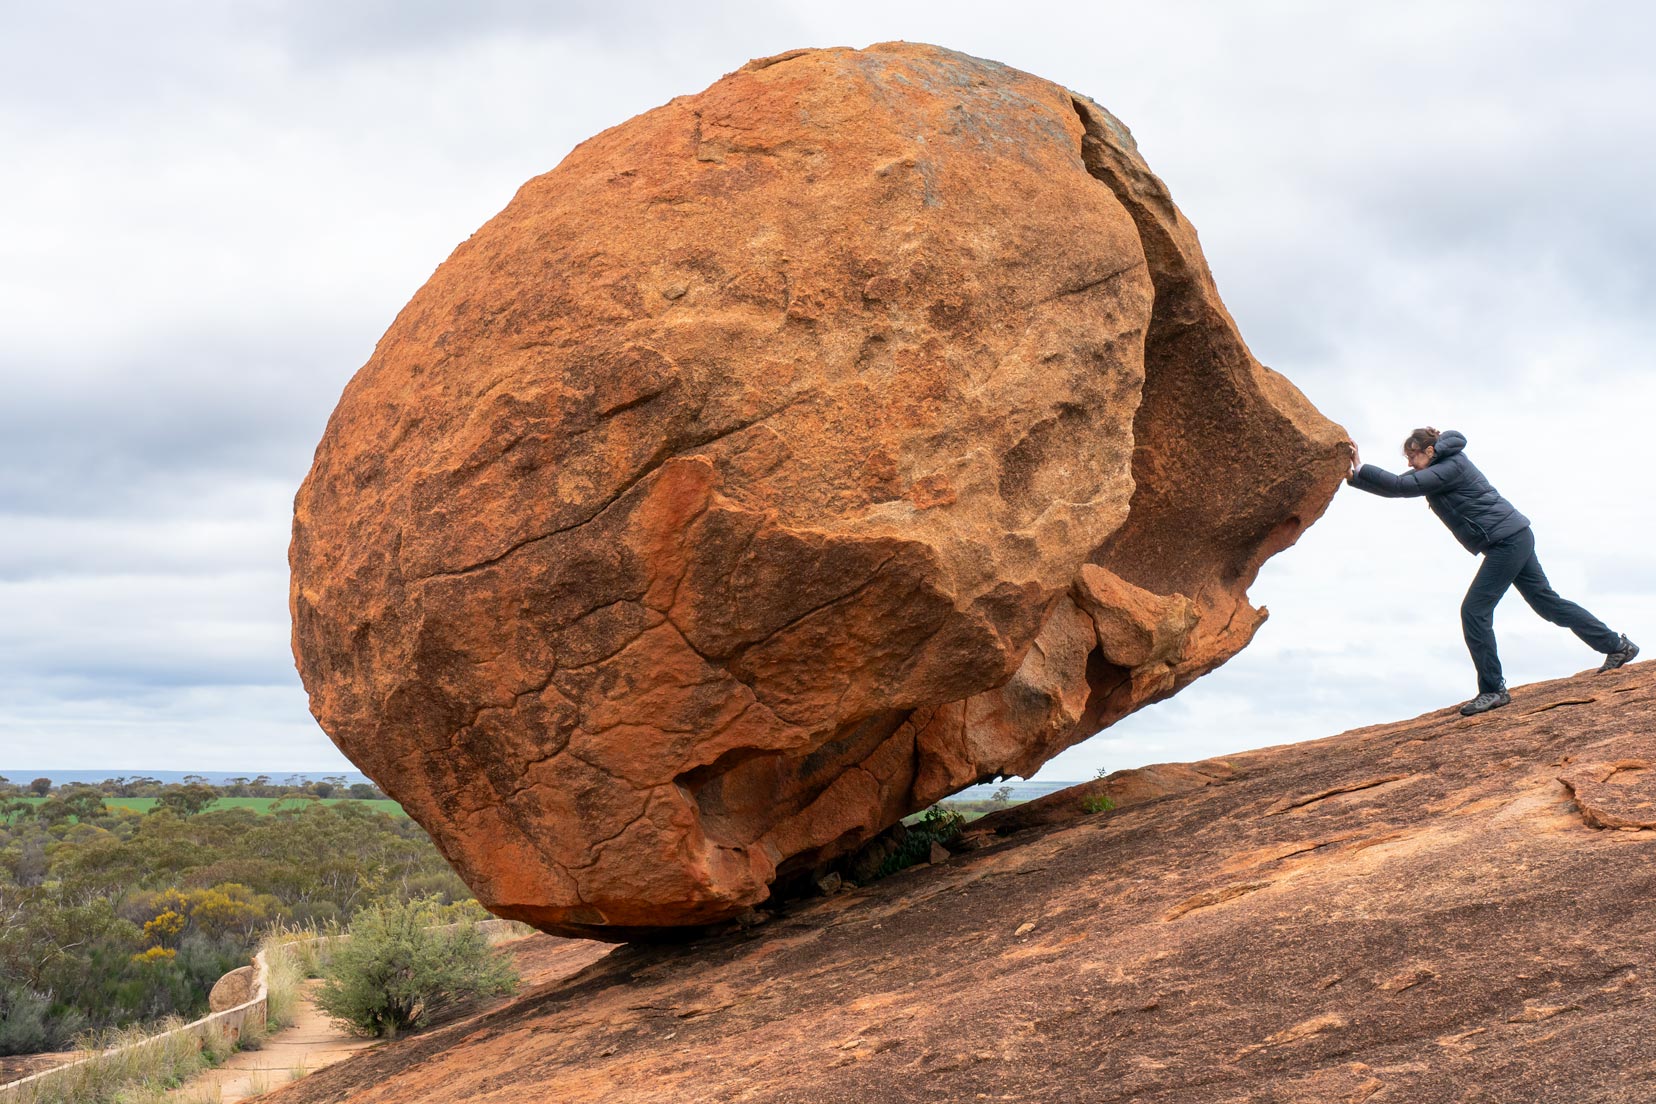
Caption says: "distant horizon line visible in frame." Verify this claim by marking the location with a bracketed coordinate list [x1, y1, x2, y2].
[0, 767, 373, 778]
[0, 770, 1083, 787]
[0, 774, 375, 781]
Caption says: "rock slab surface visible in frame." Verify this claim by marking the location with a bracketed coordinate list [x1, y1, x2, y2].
[258, 664, 1656, 1104]
[290, 42, 1347, 937]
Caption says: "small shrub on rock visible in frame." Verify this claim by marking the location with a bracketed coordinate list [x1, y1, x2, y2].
[1083, 766, 1118, 814]
[316, 898, 517, 1038]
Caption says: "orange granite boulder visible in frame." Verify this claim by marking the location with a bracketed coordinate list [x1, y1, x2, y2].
[290, 41, 1348, 939]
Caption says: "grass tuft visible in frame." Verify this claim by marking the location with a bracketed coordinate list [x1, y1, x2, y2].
[11, 1016, 238, 1104]
[257, 920, 336, 1029]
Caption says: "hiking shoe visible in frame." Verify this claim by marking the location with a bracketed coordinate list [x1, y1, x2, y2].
[1598, 634, 1640, 673]
[1459, 688, 1511, 716]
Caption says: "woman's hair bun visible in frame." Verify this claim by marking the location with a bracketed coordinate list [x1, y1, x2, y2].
[1402, 426, 1441, 453]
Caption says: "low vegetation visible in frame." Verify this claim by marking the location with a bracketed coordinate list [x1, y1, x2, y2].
[316, 897, 518, 1038]
[0, 775, 468, 1056]
[1082, 765, 1117, 814]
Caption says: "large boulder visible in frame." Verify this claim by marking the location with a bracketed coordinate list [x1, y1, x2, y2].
[290, 41, 1348, 939]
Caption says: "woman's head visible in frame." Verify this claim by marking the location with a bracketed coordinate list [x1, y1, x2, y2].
[1402, 426, 1439, 471]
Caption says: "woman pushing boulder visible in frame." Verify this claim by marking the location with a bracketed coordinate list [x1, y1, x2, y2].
[1344, 427, 1638, 715]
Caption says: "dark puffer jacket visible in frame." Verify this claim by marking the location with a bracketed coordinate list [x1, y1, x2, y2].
[1349, 430, 1531, 554]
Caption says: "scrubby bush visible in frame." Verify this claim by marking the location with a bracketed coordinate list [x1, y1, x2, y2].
[396, 869, 475, 906]
[0, 983, 56, 1054]
[316, 898, 516, 1038]
[127, 884, 278, 948]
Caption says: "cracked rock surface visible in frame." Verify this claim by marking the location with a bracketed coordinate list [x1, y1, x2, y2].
[289, 42, 1347, 938]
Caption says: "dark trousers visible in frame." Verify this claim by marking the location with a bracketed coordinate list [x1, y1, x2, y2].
[1462, 526, 1620, 693]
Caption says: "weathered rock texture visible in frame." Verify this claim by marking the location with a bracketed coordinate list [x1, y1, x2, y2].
[207, 964, 255, 1013]
[257, 664, 1656, 1104]
[289, 41, 1347, 938]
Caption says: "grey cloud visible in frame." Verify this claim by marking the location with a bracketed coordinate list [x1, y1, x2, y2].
[0, 329, 354, 517]
[0, 680, 341, 772]
[240, 0, 804, 60]
[0, 510, 290, 582]
[0, 571, 292, 682]
[1048, 4, 1656, 397]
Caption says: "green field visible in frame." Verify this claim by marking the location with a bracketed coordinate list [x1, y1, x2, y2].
[16, 795, 407, 816]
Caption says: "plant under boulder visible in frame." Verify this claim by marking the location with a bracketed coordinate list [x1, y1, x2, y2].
[316, 899, 517, 1038]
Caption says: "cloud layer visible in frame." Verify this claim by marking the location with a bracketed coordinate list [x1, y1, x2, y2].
[3, 1, 1651, 776]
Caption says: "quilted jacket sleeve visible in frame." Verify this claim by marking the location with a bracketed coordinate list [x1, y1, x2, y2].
[1349, 457, 1466, 498]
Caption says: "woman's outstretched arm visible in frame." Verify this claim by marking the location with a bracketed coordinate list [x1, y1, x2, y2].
[1350, 458, 1463, 498]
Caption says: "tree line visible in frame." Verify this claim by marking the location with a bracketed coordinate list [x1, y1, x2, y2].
[5, 773, 387, 801]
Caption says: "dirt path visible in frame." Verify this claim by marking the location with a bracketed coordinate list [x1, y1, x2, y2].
[167, 934, 609, 1103]
[166, 980, 377, 1103]
[0, 1050, 80, 1086]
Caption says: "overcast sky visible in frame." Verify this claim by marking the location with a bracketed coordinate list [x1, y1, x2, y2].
[2, 1, 1651, 780]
